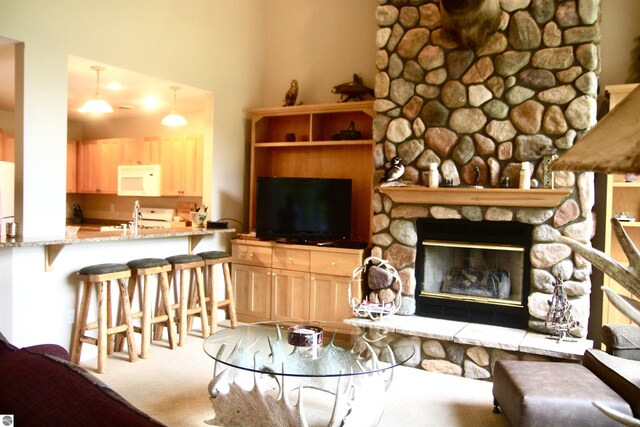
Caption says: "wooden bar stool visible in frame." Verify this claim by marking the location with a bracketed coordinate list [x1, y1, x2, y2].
[70, 263, 138, 374]
[125, 258, 178, 358]
[163, 254, 209, 346]
[197, 250, 237, 334]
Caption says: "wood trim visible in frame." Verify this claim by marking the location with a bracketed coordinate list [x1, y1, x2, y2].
[378, 185, 572, 208]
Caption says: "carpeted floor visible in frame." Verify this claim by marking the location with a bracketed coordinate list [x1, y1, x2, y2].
[84, 327, 509, 427]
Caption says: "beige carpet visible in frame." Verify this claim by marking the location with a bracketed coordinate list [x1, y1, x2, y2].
[83, 327, 509, 427]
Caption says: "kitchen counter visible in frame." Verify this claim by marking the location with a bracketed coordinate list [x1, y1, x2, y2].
[0, 226, 236, 271]
[0, 226, 236, 247]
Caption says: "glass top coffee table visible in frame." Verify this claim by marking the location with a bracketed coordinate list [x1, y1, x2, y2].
[203, 320, 415, 426]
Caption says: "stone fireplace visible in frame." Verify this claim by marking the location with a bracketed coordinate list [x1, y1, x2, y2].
[369, 0, 600, 339]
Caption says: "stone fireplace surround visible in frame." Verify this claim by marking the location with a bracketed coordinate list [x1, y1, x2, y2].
[358, 0, 601, 378]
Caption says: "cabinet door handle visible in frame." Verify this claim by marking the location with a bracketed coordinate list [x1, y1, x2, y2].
[287, 257, 293, 263]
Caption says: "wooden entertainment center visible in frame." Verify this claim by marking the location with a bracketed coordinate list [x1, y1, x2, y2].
[232, 101, 375, 327]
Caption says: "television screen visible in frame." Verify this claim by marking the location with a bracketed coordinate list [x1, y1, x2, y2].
[256, 177, 352, 242]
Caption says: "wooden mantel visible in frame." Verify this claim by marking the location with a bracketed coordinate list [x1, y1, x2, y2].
[378, 185, 572, 208]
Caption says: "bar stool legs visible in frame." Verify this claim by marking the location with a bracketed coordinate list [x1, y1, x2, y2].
[125, 258, 178, 358]
[197, 251, 238, 334]
[70, 263, 138, 374]
[164, 254, 209, 346]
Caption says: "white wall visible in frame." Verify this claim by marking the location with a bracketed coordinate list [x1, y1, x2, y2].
[600, 0, 640, 88]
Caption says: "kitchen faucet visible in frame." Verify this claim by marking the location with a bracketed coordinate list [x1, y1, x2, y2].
[130, 200, 141, 235]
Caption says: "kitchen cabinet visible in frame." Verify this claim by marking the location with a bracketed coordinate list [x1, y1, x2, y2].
[246, 101, 375, 243]
[160, 134, 203, 196]
[597, 84, 640, 328]
[0, 129, 15, 162]
[67, 140, 77, 193]
[232, 238, 366, 330]
[76, 139, 122, 194]
[122, 136, 160, 166]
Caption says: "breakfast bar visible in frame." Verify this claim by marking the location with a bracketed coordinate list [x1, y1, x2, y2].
[0, 227, 236, 271]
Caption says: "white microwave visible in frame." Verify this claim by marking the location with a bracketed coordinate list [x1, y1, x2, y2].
[117, 165, 162, 197]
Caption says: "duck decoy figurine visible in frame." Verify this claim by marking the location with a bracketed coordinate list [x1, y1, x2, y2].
[380, 156, 405, 183]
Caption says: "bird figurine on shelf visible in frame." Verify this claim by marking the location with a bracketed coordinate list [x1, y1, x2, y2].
[283, 79, 299, 106]
[379, 156, 404, 183]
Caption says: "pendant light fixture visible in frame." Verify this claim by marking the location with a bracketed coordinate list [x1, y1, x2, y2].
[78, 66, 114, 114]
[161, 86, 188, 127]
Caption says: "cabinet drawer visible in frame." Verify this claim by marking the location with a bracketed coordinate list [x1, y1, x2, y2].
[310, 251, 360, 277]
[272, 247, 310, 272]
[232, 242, 272, 267]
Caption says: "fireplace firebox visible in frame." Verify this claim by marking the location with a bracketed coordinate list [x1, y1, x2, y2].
[415, 219, 532, 329]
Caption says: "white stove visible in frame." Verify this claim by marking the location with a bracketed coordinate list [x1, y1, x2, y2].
[138, 207, 175, 228]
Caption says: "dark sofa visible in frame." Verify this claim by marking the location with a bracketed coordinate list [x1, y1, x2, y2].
[0, 333, 165, 427]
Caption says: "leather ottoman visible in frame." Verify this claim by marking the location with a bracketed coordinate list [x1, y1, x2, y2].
[492, 360, 632, 427]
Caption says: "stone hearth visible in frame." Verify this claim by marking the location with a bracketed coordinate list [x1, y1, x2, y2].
[369, 0, 600, 345]
[345, 315, 593, 381]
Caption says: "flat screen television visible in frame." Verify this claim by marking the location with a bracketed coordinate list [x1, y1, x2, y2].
[255, 177, 352, 243]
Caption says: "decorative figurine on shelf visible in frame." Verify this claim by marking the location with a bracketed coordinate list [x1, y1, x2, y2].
[332, 73, 374, 102]
[471, 165, 483, 188]
[379, 156, 405, 184]
[332, 121, 362, 140]
[283, 79, 299, 106]
[540, 147, 557, 189]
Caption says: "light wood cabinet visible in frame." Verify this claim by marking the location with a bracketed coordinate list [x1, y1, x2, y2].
[598, 84, 640, 328]
[0, 129, 15, 162]
[233, 263, 272, 323]
[72, 135, 201, 195]
[76, 138, 121, 194]
[122, 136, 160, 166]
[67, 140, 77, 193]
[232, 239, 366, 329]
[246, 101, 375, 243]
[160, 134, 203, 196]
[76, 140, 100, 193]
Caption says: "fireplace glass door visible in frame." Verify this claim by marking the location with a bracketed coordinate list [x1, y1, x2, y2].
[420, 241, 524, 307]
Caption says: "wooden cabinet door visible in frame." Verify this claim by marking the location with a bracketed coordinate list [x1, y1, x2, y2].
[309, 273, 358, 323]
[0, 130, 15, 162]
[182, 135, 203, 196]
[98, 138, 121, 194]
[160, 136, 185, 195]
[271, 269, 310, 321]
[122, 137, 161, 166]
[76, 140, 101, 193]
[66, 140, 77, 193]
[232, 264, 272, 322]
[160, 135, 203, 196]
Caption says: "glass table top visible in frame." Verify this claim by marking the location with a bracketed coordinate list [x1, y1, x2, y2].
[203, 320, 415, 378]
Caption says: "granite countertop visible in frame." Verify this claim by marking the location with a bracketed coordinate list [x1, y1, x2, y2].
[0, 226, 236, 247]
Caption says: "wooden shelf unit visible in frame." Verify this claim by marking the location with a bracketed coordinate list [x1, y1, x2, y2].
[247, 101, 375, 243]
[597, 84, 640, 328]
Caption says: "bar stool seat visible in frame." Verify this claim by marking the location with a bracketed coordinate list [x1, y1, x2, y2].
[163, 254, 209, 346]
[197, 250, 237, 334]
[125, 258, 177, 358]
[70, 263, 138, 374]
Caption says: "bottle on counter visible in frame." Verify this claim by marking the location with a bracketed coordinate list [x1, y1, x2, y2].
[429, 163, 439, 188]
[73, 204, 84, 224]
[519, 162, 531, 189]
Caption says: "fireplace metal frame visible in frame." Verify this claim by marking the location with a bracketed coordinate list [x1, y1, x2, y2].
[414, 219, 532, 329]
